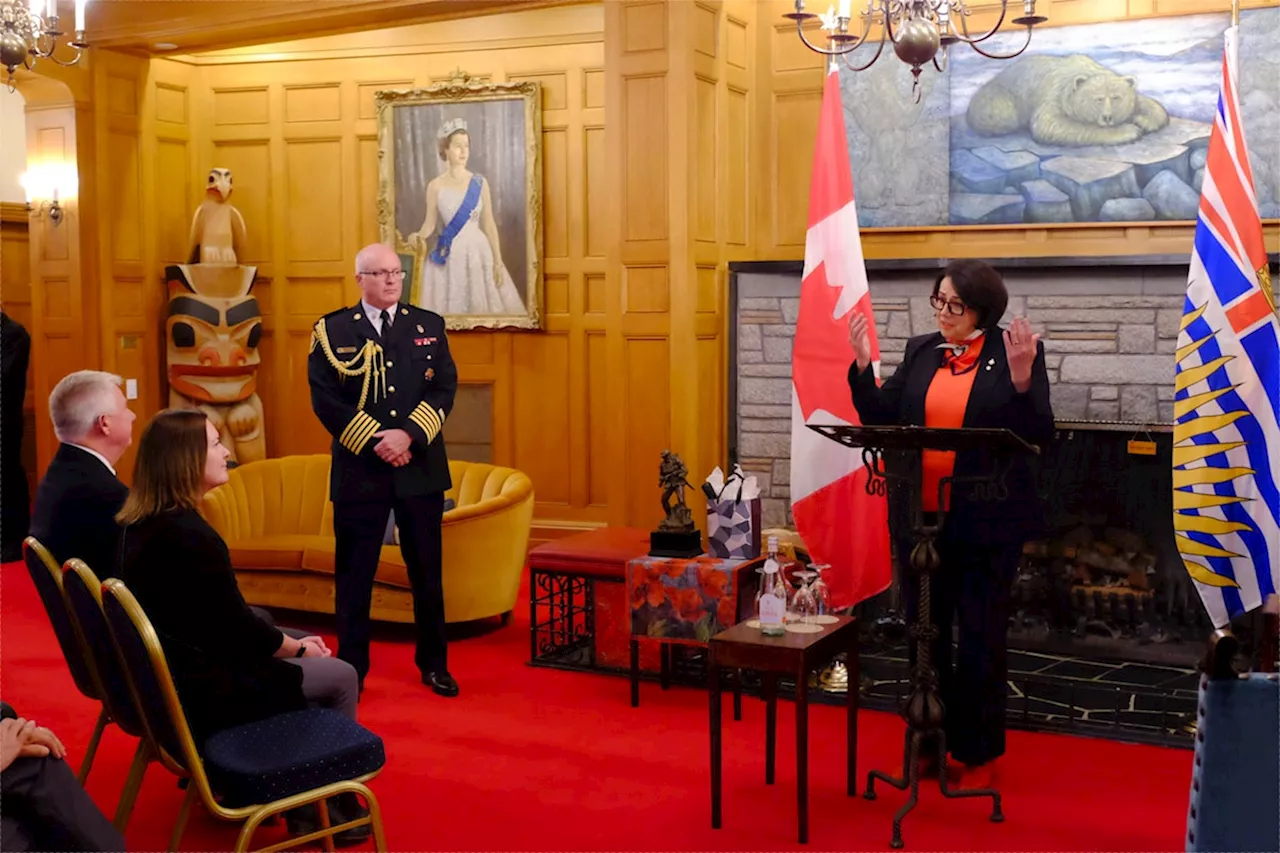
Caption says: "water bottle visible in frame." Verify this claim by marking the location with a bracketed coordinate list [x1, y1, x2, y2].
[757, 536, 786, 636]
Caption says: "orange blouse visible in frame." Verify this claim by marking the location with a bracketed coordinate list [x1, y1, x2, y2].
[921, 334, 985, 512]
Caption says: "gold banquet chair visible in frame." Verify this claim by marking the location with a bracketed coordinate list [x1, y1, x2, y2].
[21, 537, 111, 783]
[60, 559, 159, 831]
[99, 578, 388, 853]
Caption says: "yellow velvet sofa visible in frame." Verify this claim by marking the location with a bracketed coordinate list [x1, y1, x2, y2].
[201, 455, 534, 624]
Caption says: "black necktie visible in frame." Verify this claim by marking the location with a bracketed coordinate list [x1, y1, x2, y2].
[379, 310, 392, 336]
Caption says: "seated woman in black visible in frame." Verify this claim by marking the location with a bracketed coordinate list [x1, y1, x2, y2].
[117, 408, 367, 843]
[847, 259, 1054, 790]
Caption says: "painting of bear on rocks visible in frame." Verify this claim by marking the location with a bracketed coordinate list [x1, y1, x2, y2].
[942, 7, 1279, 226]
[966, 55, 1170, 148]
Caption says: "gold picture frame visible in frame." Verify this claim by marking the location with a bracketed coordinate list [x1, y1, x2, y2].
[376, 73, 543, 331]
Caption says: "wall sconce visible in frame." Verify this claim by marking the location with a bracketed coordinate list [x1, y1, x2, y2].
[19, 161, 76, 226]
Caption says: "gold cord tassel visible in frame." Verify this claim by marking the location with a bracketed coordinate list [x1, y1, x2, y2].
[312, 322, 388, 412]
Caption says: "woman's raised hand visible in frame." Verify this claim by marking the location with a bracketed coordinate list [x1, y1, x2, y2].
[848, 311, 873, 371]
[1004, 316, 1040, 394]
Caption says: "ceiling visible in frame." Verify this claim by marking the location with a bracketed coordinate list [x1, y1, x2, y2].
[78, 0, 587, 53]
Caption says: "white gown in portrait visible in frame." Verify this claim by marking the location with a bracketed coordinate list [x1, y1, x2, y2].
[416, 182, 526, 316]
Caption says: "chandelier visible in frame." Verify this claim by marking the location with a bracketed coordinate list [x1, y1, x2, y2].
[1, 0, 90, 88]
[785, 0, 1046, 100]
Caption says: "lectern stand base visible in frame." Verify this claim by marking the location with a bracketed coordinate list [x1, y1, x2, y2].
[864, 721, 1003, 848]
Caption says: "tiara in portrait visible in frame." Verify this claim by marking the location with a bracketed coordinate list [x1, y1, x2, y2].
[437, 117, 467, 139]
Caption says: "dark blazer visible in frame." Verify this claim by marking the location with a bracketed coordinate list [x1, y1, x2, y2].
[848, 330, 1054, 546]
[119, 508, 305, 744]
[1, 311, 29, 461]
[308, 303, 458, 503]
[29, 444, 130, 578]
[1, 311, 31, 559]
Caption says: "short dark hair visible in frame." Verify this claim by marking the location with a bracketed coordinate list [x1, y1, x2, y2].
[933, 259, 1008, 330]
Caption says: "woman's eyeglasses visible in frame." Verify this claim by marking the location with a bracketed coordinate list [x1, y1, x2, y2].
[929, 294, 968, 316]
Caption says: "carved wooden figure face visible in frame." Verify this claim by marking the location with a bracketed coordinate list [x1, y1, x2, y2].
[165, 271, 262, 405]
[207, 168, 233, 201]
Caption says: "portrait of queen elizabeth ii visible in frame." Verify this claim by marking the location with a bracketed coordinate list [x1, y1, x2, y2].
[376, 77, 543, 330]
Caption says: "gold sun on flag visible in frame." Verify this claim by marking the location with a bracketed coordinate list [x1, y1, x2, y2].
[1172, 302, 1253, 589]
[1258, 264, 1275, 313]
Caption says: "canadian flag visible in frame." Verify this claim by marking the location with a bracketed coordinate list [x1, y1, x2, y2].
[788, 65, 891, 610]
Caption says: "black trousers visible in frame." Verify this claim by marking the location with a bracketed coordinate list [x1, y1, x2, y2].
[899, 531, 1021, 767]
[333, 492, 446, 681]
[0, 754, 126, 852]
[1, 456, 29, 562]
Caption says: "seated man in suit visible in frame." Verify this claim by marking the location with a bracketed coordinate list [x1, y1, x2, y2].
[0, 700, 125, 852]
[30, 371, 136, 578]
[31, 370, 299, 634]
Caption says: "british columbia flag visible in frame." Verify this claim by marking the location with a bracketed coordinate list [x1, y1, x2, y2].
[1173, 21, 1279, 628]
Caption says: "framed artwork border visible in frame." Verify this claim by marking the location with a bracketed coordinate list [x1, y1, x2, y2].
[375, 75, 544, 331]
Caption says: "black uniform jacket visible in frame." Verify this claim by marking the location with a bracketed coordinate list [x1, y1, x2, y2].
[848, 330, 1055, 547]
[308, 303, 458, 503]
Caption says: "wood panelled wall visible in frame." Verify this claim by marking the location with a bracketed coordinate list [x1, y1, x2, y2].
[756, 0, 1280, 261]
[15, 0, 1276, 528]
[604, 0, 759, 529]
[160, 1, 761, 538]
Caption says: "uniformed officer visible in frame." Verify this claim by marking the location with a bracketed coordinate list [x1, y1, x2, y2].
[308, 242, 460, 698]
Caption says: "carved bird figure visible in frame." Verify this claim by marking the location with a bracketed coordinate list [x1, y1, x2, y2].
[187, 167, 246, 265]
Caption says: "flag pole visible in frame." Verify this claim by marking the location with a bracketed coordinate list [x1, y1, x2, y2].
[1232, 0, 1239, 27]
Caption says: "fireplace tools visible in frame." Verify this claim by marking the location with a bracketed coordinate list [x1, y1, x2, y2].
[808, 424, 1038, 849]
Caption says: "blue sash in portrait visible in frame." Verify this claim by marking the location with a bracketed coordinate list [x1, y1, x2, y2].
[429, 174, 483, 266]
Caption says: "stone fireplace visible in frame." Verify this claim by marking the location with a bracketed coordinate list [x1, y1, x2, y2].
[729, 256, 1190, 531]
[727, 256, 1277, 743]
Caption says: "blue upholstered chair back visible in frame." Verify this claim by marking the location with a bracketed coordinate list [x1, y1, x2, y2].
[1186, 672, 1279, 852]
[61, 561, 146, 738]
[100, 580, 191, 771]
[23, 538, 100, 701]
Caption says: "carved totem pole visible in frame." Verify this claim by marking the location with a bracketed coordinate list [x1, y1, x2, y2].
[164, 168, 266, 465]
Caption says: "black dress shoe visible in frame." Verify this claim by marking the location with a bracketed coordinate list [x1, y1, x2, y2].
[284, 798, 371, 847]
[423, 671, 459, 697]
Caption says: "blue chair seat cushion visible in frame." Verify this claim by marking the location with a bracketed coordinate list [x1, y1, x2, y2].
[202, 708, 385, 807]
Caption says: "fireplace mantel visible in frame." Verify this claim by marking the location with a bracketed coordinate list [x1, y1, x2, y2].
[730, 252, 1280, 275]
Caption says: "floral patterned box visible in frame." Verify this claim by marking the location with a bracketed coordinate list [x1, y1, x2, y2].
[627, 554, 762, 644]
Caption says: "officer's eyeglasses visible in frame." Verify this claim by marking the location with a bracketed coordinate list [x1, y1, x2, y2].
[358, 270, 406, 280]
[929, 294, 968, 316]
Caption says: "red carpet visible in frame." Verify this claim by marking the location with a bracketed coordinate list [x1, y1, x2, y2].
[2, 560, 1191, 851]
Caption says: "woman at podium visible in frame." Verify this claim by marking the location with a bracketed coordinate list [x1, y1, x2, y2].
[847, 259, 1053, 791]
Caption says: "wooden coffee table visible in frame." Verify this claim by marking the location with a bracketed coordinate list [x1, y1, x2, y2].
[708, 616, 859, 844]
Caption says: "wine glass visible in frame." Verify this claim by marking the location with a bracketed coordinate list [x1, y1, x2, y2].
[793, 569, 818, 623]
[783, 568, 822, 633]
[809, 563, 838, 624]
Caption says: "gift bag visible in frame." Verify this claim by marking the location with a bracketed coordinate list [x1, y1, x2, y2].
[704, 466, 762, 560]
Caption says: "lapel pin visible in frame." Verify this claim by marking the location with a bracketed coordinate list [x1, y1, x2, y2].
[417, 324, 425, 333]
[401, 308, 409, 315]
[354, 312, 362, 320]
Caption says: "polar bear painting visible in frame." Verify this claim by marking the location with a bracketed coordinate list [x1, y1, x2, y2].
[966, 54, 1170, 148]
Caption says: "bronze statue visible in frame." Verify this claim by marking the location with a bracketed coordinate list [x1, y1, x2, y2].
[658, 450, 695, 533]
